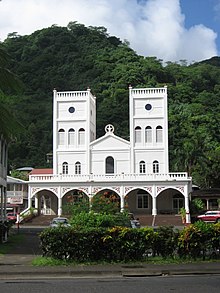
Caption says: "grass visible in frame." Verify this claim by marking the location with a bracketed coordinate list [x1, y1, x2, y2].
[0, 232, 24, 255]
[31, 255, 220, 266]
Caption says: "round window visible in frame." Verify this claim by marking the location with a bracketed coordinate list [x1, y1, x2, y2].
[145, 104, 152, 111]
[68, 107, 75, 113]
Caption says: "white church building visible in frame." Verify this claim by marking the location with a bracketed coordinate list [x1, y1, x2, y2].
[28, 86, 192, 224]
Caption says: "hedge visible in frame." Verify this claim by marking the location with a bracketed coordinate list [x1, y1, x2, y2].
[39, 223, 220, 262]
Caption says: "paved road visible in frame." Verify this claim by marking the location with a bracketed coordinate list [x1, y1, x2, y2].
[0, 275, 220, 293]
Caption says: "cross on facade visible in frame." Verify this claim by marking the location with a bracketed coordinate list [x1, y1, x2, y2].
[105, 124, 114, 133]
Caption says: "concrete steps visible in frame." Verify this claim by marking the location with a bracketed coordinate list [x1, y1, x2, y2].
[22, 215, 55, 226]
[22, 214, 184, 227]
[137, 214, 184, 227]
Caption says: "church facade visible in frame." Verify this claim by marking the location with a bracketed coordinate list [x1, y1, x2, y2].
[28, 86, 192, 223]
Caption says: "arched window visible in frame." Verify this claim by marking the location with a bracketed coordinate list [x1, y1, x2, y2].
[68, 128, 75, 145]
[135, 126, 141, 143]
[156, 126, 163, 143]
[145, 126, 152, 143]
[62, 162, 68, 174]
[78, 128, 85, 145]
[106, 156, 114, 174]
[58, 129, 65, 145]
[139, 161, 146, 174]
[153, 160, 159, 173]
[75, 161, 81, 174]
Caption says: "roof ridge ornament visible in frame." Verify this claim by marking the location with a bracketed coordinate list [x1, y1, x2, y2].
[105, 124, 114, 133]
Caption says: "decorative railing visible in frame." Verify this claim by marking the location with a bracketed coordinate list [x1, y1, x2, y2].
[29, 172, 190, 183]
[131, 87, 167, 96]
[56, 91, 89, 99]
[7, 191, 28, 198]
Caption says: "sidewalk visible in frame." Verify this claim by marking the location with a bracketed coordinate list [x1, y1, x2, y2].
[0, 227, 219, 279]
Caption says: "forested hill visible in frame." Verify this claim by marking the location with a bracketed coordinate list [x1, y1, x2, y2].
[1, 22, 220, 188]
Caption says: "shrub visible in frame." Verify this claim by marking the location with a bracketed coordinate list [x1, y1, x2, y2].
[39, 223, 220, 263]
[40, 226, 106, 261]
[178, 221, 217, 260]
[152, 226, 179, 257]
[62, 197, 89, 215]
[102, 227, 151, 261]
[69, 211, 131, 231]
[91, 193, 120, 214]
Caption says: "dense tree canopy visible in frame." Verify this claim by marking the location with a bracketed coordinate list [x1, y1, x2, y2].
[1, 23, 220, 188]
[0, 46, 23, 141]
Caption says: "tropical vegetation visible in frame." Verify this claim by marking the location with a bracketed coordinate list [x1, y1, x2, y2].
[1, 22, 220, 187]
[40, 222, 220, 263]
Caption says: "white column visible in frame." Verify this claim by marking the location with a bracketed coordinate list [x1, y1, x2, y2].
[89, 196, 93, 211]
[58, 197, 62, 216]
[58, 186, 62, 216]
[28, 186, 32, 209]
[34, 194, 38, 207]
[206, 199, 209, 210]
[184, 184, 191, 224]
[120, 195, 125, 212]
[152, 196, 157, 215]
[88, 186, 93, 211]
[152, 185, 157, 215]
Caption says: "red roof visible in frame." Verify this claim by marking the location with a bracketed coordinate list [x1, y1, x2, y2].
[30, 169, 53, 175]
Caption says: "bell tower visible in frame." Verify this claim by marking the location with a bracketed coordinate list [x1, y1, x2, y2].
[129, 86, 169, 174]
[53, 88, 96, 175]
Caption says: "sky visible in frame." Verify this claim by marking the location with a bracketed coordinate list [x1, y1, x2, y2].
[0, 0, 220, 63]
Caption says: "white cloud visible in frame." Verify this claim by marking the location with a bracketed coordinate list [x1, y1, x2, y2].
[0, 0, 218, 62]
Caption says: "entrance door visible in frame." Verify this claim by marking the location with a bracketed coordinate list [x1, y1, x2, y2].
[173, 194, 184, 214]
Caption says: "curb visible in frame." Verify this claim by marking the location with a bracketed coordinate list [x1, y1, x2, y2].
[0, 264, 220, 279]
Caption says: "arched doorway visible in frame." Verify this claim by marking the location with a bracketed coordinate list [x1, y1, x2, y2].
[36, 190, 58, 215]
[93, 189, 120, 213]
[125, 188, 152, 215]
[62, 189, 89, 215]
[157, 188, 184, 214]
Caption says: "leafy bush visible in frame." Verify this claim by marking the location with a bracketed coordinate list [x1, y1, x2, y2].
[40, 226, 155, 262]
[178, 221, 219, 260]
[152, 226, 179, 257]
[102, 226, 154, 261]
[69, 211, 131, 231]
[40, 227, 106, 261]
[39, 223, 220, 263]
[62, 197, 89, 215]
[91, 192, 120, 214]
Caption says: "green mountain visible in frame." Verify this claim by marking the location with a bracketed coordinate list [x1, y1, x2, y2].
[2, 22, 220, 188]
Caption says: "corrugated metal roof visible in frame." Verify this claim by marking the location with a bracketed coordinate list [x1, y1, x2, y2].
[30, 169, 53, 175]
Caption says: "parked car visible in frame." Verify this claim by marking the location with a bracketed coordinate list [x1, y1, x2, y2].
[50, 217, 71, 228]
[130, 219, 141, 228]
[197, 211, 220, 223]
[6, 213, 17, 223]
[128, 213, 141, 228]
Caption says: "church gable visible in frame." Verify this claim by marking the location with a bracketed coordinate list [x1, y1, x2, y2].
[90, 133, 130, 150]
[90, 124, 130, 150]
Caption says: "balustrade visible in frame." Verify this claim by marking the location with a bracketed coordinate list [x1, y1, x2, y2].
[29, 172, 189, 182]
[131, 87, 166, 96]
